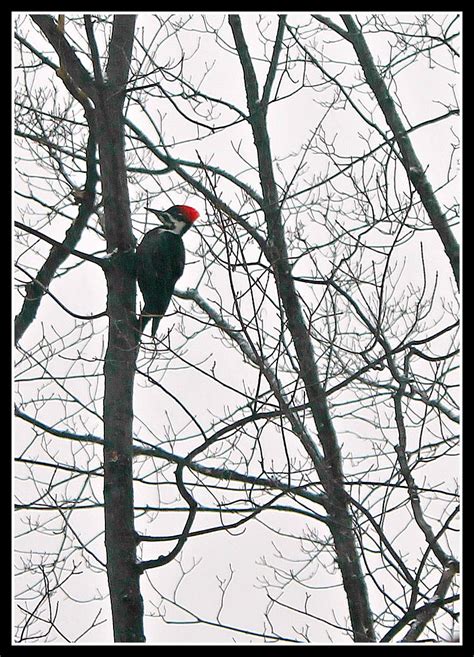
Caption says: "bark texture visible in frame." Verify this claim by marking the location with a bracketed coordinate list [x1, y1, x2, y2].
[32, 14, 144, 642]
[94, 16, 144, 643]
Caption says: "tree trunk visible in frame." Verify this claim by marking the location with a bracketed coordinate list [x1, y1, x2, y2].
[229, 15, 376, 642]
[32, 13, 145, 641]
[93, 15, 145, 643]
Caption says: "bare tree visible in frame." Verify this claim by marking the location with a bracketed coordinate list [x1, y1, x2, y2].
[17, 13, 143, 642]
[14, 13, 460, 644]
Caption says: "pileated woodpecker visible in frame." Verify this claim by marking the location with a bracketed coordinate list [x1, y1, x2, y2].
[137, 204, 200, 336]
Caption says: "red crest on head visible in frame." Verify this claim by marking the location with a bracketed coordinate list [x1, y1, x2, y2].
[174, 205, 200, 224]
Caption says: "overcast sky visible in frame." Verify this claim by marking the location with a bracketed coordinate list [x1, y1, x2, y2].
[14, 12, 460, 644]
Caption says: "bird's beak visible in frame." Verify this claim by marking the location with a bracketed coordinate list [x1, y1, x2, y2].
[146, 207, 171, 228]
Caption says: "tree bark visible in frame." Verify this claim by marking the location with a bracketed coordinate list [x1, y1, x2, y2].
[32, 14, 144, 642]
[229, 15, 376, 642]
[94, 16, 145, 643]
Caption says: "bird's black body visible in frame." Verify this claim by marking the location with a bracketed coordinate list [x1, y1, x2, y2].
[137, 229, 185, 335]
[136, 205, 199, 336]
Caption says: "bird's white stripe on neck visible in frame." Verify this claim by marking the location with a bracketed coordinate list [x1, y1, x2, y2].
[160, 219, 188, 235]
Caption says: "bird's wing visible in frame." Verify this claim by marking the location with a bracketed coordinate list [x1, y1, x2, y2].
[136, 230, 185, 299]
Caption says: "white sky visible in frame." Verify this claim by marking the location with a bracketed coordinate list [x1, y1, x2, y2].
[14, 12, 460, 645]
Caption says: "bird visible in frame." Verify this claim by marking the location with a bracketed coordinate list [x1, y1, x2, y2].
[136, 204, 200, 336]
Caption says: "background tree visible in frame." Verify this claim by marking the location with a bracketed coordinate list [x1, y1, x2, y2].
[14, 13, 460, 644]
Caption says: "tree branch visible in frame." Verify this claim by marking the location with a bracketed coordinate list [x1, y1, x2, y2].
[229, 14, 376, 642]
[31, 14, 96, 101]
[340, 14, 459, 288]
[15, 130, 99, 343]
[14, 220, 104, 268]
[261, 15, 286, 110]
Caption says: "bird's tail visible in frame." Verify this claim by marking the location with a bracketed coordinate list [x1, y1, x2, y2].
[139, 309, 161, 336]
[151, 316, 161, 336]
[138, 313, 149, 335]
